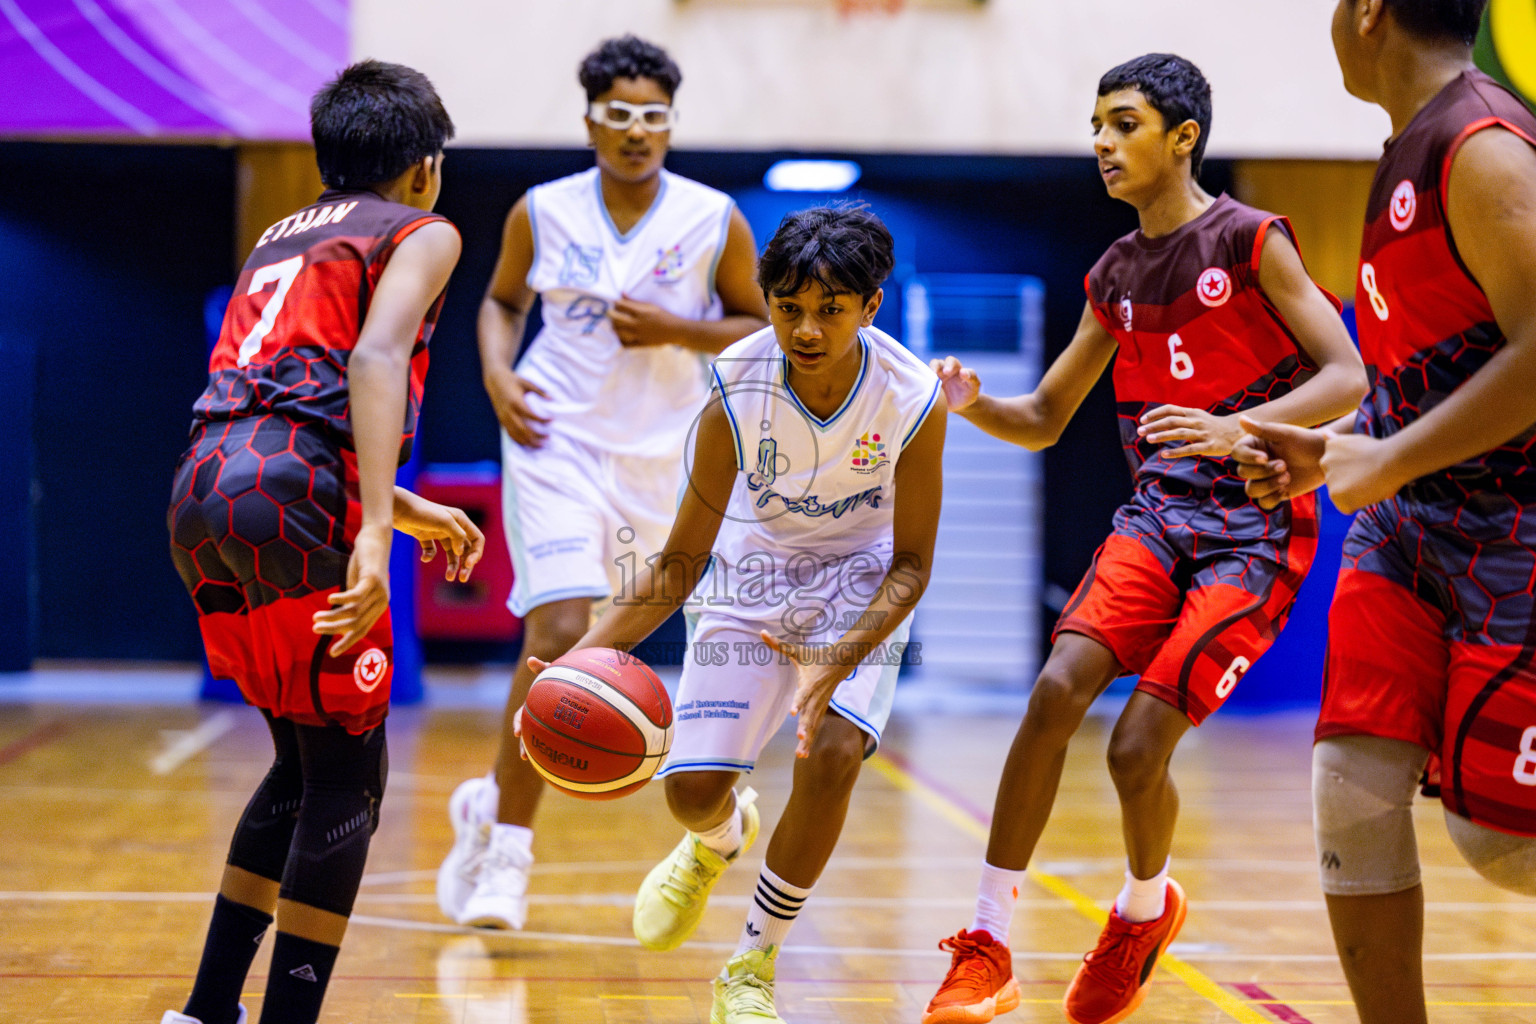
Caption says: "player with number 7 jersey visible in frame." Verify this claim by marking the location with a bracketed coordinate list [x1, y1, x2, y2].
[172, 148, 456, 733]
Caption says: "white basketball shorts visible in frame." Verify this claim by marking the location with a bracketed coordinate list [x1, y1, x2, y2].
[500, 429, 682, 617]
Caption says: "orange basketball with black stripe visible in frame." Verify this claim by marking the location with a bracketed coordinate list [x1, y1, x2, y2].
[521, 648, 673, 800]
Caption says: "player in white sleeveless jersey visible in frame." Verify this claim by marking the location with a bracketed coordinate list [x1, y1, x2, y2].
[520, 205, 946, 1024]
[438, 35, 768, 929]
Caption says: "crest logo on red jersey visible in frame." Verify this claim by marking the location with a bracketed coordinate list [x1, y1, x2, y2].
[1196, 267, 1232, 307]
[353, 647, 388, 692]
[1389, 179, 1416, 232]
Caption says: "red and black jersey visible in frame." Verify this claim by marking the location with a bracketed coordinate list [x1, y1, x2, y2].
[1087, 194, 1338, 499]
[1354, 69, 1536, 498]
[192, 189, 454, 463]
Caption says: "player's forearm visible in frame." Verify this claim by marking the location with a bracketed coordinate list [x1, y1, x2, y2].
[347, 347, 412, 529]
[477, 296, 528, 384]
[1379, 330, 1536, 482]
[1238, 362, 1369, 431]
[824, 553, 931, 666]
[582, 552, 713, 651]
[671, 314, 769, 355]
[959, 392, 1061, 450]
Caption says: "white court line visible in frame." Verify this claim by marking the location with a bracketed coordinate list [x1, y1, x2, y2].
[150, 711, 237, 775]
[5, 890, 1533, 961]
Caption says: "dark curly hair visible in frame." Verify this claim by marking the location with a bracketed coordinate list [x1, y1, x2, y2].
[1098, 53, 1212, 180]
[1383, 0, 1487, 44]
[578, 35, 683, 101]
[311, 60, 454, 190]
[757, 204, 896, 302]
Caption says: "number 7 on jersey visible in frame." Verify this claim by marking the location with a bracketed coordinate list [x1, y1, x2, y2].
[237, 255, 305, 367]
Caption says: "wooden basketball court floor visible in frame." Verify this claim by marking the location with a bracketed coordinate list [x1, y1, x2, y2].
[3, 665, 1534, 1023]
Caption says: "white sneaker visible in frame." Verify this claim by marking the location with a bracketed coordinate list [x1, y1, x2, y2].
[436, 775, 497, 922]
[459, 822, 534, 929]
[161, 1005, 247, 1024]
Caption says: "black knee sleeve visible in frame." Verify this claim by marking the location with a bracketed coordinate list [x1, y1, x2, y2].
[226, 712, 304, 881]
[279, 722, 388, 917]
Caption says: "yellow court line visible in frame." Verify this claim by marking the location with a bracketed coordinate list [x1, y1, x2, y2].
[804, 997, 896, 1003]
[393, 993, 482, 999]
[598, 994, 690, 1001]
[867, 754, 1272, 1024]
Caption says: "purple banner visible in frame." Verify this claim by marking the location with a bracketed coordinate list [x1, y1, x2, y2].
[0, 0, 347, 139]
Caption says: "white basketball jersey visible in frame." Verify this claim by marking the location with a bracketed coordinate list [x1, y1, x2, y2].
[706, 326, 941, 585]
[516, 167, 735, 457]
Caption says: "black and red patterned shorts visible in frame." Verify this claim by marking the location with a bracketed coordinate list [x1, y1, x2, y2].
[1322, 488, 1536, 835]
[168, 415, 392, 733]
[1055, 488, 1318, 725]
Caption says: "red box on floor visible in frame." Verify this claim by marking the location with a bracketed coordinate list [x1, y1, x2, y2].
[413, 462, 522, 642]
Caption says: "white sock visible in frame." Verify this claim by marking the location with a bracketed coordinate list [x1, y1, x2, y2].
[971, 863, 1027, 943]
[737, 865, 812, 954]
[478, 772, 501, 822]
[694, 795, 743, 859]
[1115, 859, 1169, 923]
[488, 822, 534, 859]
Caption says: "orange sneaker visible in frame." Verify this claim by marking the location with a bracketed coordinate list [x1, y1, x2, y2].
[922, 929, 1022, 1024]
[1063, 879, 1187, 1024]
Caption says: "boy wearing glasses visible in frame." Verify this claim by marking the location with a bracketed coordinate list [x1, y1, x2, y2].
[437, 34, 768, 929]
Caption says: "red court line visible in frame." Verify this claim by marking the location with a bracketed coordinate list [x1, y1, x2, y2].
[1233, 983, 1317, 1024]
[0, 720, 69, 765]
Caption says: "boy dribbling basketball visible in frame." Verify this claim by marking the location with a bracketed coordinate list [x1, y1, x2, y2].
[521, 203, 946, 1024]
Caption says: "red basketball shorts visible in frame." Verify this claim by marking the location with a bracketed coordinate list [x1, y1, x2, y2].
[1322, 492, 1536, 836]
[1055, 490, 1317, 725]
[167, 416, 393, 733]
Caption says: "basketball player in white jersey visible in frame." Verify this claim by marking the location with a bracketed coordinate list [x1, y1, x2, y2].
[438, 35, 768, 928]
[519, 204, 946, 1023]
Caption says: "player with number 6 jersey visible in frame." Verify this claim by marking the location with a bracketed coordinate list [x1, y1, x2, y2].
[922, 54, 1367, 1024]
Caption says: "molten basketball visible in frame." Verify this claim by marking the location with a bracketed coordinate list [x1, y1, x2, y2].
[520, 647, 673, 800]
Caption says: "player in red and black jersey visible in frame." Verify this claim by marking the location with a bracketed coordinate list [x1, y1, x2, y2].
[1236, 3, 1536, 1022]
[162, 62, 483, 1024]
[923, 55, 1367, 1024]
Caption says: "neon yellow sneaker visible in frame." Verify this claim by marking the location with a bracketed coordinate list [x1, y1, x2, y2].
[711, 946, 787, 1024]
[633, 786, 760, 951]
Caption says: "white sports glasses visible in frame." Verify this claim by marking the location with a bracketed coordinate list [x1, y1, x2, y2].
[587, 100, 677, 132]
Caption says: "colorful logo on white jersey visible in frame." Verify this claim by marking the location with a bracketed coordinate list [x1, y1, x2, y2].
[1196, 267, 1232, 307]
[1119, 295, 1133, 331]
[558, 243, 603, 287]
[651, 244, 686, 284]
[353, 647, 388, 693]
[1389, 179, 1417, 232]
[851, 432, 888, 473]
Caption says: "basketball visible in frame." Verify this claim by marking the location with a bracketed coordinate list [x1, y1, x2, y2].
[520, 647, 673, 800]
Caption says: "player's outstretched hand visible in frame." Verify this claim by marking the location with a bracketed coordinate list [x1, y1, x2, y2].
[314, 523, 391, 656]
[611, 296, 683, 347]
[1321, 432, 1401, 515]
[1138, 404, 1243, 458]
[758, 630, 850, 759]
[930, 356, 981, 412]
[486, 369, 551, 448]
[393, 489, 486, 582]
[1233, 416, 1330, 509]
